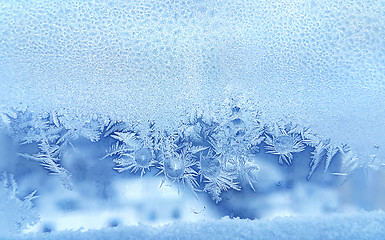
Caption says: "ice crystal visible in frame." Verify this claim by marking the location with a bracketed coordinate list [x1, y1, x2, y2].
[264, 125, 305, 165]
[10, 110, 73, 190]
[0, 173, 39, 234]
[157, 143, 200, 194]
[18, 139, 73, 190]
[0, 107, 365, 202]
[113, 146, 157, 176]
[198, 150, 240, 203]
[334, 145, 359, 176]
[103, 122, 162, 176]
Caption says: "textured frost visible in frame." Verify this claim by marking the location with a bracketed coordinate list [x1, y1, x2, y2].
[0, 1, 384, 235]
[0, 174, 39, 234]
[0, 0, 384, 162]
[5, 211, 385, 240]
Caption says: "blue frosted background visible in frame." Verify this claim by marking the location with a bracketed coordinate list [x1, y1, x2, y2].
[0, 0, 385, 236]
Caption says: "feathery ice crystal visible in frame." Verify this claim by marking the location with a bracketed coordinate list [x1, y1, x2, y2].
[0, 103, 368, 203]
[264, 125, 305, 165]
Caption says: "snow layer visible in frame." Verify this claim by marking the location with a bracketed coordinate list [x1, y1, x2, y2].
[6, 211, 385, 240]
[0, 1, 384, 170]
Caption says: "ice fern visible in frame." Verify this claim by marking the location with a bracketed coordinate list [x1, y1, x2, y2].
[308, 140, 339, 179]
[0, 173, 39, 234]
[0, 98, 368, 203]
[264, 123, 305, 165]
[6, 109, 104, 190]
[18, 139, 73, 190]
[102, 122, 162, 176]
[198, 150, 240, 203]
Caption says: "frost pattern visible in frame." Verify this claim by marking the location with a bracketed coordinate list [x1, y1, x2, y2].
[264, 124, 306, 165]
[0, 97, 374, 203]
[3, 109, 104, 190]
[0, 173, 39, 234]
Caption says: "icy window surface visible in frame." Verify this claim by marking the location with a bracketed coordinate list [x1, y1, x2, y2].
[1, 0, 384, 159]
[0, 0, 384, 237]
